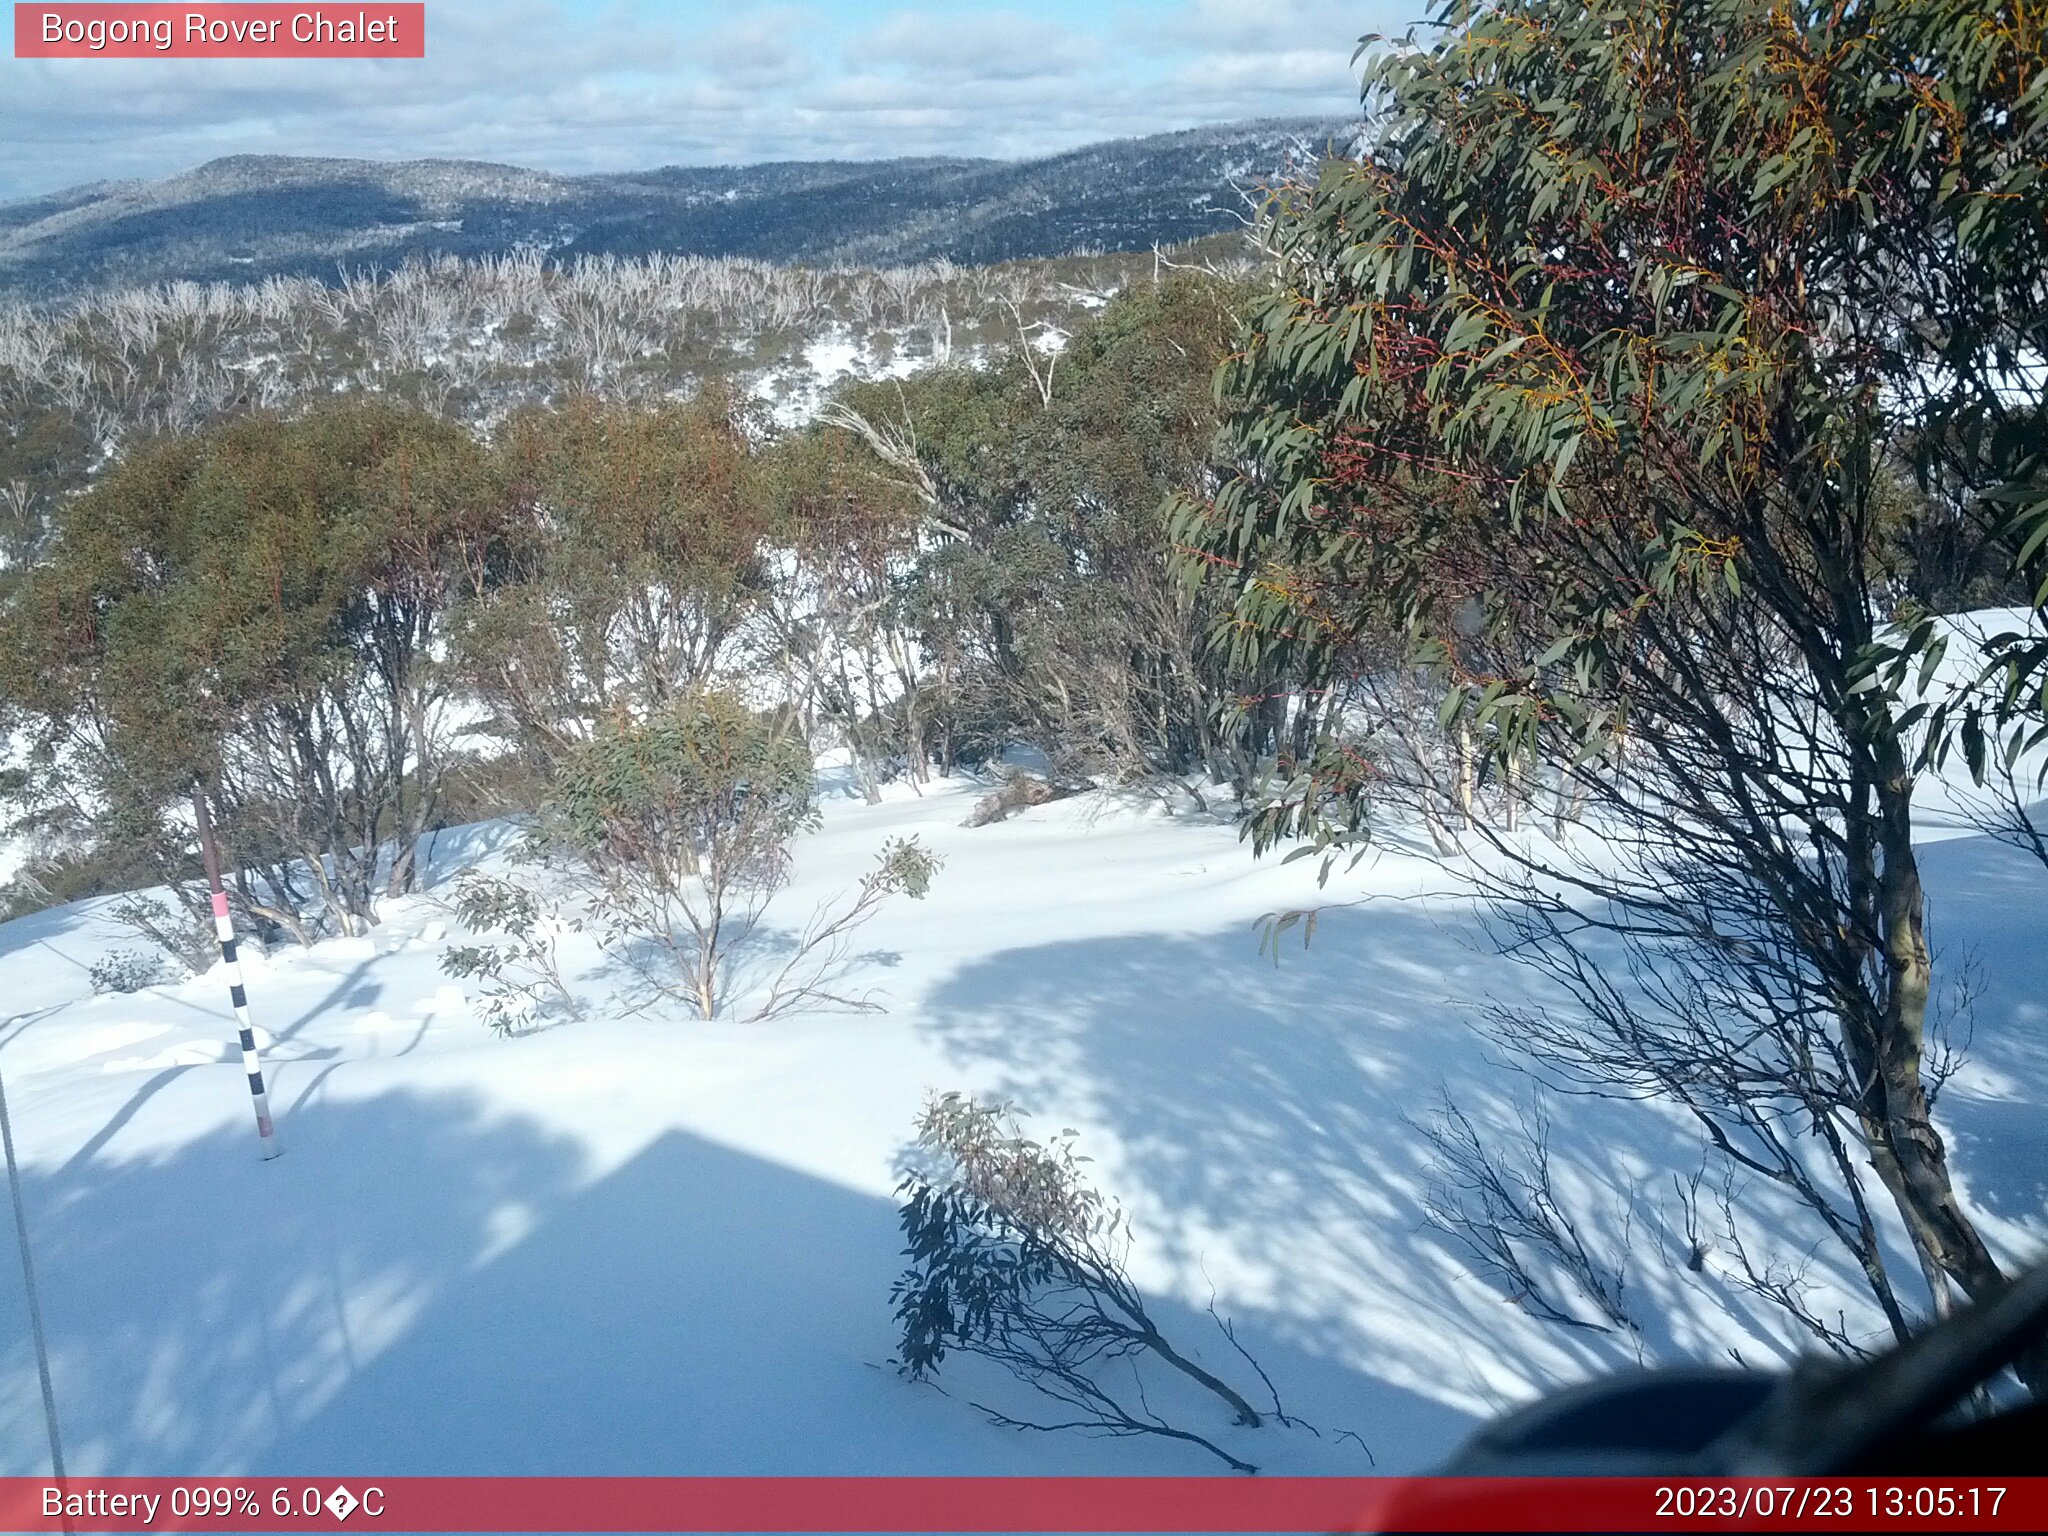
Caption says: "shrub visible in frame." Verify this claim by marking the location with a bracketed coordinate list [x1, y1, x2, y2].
[961, 769, 1087, 828]
[440, 868, 581, 1035]
[546, 690, 814, 1018]
[88, 948, 168, 995]
[745, 835, 940, 1021]
[106, 893, 217, 976]
[892, 1093, 1271, 1472]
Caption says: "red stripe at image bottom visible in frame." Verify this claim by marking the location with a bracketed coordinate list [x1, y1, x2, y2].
[1, 1477, 2044, 1533]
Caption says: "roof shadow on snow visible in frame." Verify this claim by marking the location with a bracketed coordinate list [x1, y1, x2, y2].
[0, 1086, 585, 1476]
[2, 1094, 1430, 1477]
[255, 1124, 1422, 1476]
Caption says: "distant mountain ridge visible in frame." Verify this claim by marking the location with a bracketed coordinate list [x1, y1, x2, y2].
[0, 119, 1359, 300]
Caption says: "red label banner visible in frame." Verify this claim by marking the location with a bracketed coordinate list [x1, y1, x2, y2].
[0, 1477, 2042, 1532]
[13, 4, 424, 58]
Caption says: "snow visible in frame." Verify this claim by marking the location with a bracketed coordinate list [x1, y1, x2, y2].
[1, 756, 2044, 1476]
[759, 328, 948, 428]
[1908, 607, 2048, 840]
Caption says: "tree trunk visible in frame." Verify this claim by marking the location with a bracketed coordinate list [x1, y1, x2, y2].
[1552, 766, 1589, 839]
[1454, 718, 1476, 831]
[1852, 749, 2045, 1394]
[1140, 1323, 1263, 1428]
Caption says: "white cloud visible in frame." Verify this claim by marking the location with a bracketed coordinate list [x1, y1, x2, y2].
[1174, 47, 1360, 97]
[0, 0, 1405, 200]
[847, 9, 1092, 82]
[693, 9, 819, 89]
[1169, 0, 1405, 50]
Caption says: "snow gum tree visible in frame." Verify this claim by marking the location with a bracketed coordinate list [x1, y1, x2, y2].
[759, 425, 929, 798]
[0, 399, 500, 939]
[820, 275, 1252, 781]
[453, 388, 776, 773]
[1175, 0, 2047, 1384]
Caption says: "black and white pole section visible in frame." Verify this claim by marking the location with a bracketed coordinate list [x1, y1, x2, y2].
[192, 787, 281, 1160]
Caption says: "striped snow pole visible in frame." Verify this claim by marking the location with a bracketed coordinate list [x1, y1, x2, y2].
[191, 788, 281, 1161]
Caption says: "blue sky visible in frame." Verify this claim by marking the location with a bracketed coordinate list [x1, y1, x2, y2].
[0, 0, 1420, 200]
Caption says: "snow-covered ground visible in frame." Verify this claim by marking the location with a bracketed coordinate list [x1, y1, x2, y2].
[1, 765, 2043, 1477]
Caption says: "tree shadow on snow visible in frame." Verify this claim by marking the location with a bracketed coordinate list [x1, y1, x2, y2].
[260, 1126, 1417, 1476]
[1912, 833, 2048, 1236]
[912, 900, 1943, 1446]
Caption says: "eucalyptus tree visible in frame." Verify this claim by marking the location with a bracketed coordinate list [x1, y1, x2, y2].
[1176, 0, 2047, 1379]
[2, 399, 500, 939]
[817, 273, 1251, 782]
[453, 388, 775, 774]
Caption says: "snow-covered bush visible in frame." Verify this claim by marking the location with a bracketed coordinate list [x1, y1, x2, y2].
[961, 770, 1086, 828]
[440, 869, 581, 1036]
[106, 893, 216, 976]
[892, 1093, 1270, 1472]
[540, 691, 942, 1021]
[88, 947, 167, 995]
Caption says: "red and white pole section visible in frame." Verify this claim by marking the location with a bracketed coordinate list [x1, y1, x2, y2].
[191, 788, 281, 1160]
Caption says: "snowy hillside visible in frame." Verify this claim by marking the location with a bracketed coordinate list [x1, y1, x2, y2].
[2, 762, 2043, 1476]
[0, 119, 1350, 302]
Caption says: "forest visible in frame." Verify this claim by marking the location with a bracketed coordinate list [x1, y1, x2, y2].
[0, 0, 2043, 1483]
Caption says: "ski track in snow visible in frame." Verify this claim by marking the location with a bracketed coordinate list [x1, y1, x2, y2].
[0, 759, 2044, 1476]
